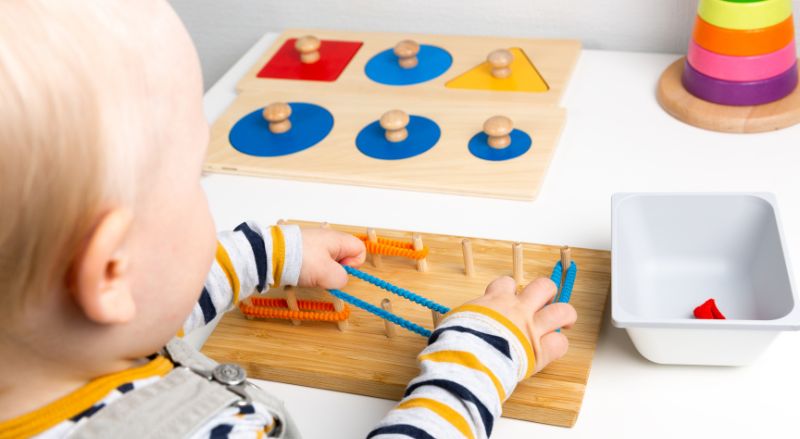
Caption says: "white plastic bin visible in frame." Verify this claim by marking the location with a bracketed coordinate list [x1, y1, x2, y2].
[611, 193, 799, 366]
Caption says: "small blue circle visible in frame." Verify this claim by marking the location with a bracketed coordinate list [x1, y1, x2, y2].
[365, 45, 453, 86]
[356, 115, 441, 160]
[229, 102, 334, 157]
[468, 130, 532, 161]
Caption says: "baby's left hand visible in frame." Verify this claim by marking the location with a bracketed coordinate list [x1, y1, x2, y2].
[298, 228, 366, 289]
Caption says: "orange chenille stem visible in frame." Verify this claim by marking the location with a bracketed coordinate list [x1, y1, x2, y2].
[353, 234, 429, 260]
[239, 297, 350, 322]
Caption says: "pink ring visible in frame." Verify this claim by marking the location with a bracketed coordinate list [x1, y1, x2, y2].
[687, 39, 797, 82]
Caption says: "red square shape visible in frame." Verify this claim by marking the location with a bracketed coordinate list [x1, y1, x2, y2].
[257, 39, 363, 82]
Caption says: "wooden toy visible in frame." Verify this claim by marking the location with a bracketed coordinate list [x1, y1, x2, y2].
[205, 29, 581, 200]
[202, 220, 611, 427]
[262, 102, 292, 134]
[658, 0, 800, 132]
[487, 49, 514, 79]
[393, 40, 420, 69]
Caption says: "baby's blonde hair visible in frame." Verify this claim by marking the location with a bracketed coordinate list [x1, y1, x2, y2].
[0, 1, 156, 316]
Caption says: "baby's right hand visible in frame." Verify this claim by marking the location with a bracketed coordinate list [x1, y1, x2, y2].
[465, 276, 577, 375]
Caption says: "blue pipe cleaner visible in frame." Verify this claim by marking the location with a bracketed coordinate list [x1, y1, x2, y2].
[328, 288, 432, 337]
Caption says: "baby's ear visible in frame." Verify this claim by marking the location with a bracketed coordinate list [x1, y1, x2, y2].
[68, 208, 136, 324]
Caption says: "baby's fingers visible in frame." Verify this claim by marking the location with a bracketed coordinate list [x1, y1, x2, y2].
[535, 332, 570, 373]
[333, 233, 367, 266]
[518, 277, 558, 311]
[534, 302, 577, 335]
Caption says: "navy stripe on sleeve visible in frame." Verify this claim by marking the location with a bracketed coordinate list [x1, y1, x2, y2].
[198, 287, 217, 324]
[70, 403, 105, 422]
[405, 379, 494, 437]
[210, 424, 233, 438]
[367, 424, 436, 439]
[234, 222, 268, 292]
[428, 325, 511, 360]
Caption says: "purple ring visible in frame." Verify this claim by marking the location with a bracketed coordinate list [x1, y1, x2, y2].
[682, 60, 798, 106]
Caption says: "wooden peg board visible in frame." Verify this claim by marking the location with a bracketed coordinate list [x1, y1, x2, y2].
[205, 29, 581, 200]
[236, 29, 581, 106]
[201, 221, 611, 428]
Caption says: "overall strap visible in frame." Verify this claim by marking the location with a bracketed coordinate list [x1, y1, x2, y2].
[71, 367, 239, 438]
[72, 338, 302, 438]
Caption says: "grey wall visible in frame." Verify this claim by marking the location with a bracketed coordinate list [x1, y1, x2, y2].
[169, 0, 800, 90]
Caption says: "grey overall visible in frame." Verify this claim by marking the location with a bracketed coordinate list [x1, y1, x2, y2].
[71, 338, 302, 438]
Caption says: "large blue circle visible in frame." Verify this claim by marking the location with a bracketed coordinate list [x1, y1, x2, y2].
[356, 115, 441, 160]
[365, 45, 453, 86]
[468, 130, 532, 161]
[229, 102, 334, 157]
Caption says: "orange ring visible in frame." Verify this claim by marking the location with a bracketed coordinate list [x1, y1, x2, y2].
[693, 15, 795, 57]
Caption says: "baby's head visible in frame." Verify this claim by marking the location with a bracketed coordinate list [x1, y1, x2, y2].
[0, 0, 215, 373]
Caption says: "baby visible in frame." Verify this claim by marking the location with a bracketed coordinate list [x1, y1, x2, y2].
[0, 1, 577, 438]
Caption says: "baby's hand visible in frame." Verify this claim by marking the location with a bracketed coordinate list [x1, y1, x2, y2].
[298, 228, 366, 289]
[466, 276, 577, 375]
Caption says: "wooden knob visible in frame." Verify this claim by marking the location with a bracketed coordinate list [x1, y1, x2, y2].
[394, 40, 420, 69]
[483, 115, 513, 149]
[487, 49, 513, 78]
[380, 110, 410, 143]
[295, 35, 321, 64]
[262, 102, 292, 134]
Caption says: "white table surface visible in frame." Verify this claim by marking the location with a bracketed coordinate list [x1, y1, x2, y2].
[193, 33, 800, 438]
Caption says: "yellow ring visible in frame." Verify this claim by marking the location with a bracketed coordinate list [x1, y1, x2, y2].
[698, 0, 793, 30]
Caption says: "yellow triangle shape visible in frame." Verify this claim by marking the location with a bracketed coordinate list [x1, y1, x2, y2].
[445, 47, 549, 92]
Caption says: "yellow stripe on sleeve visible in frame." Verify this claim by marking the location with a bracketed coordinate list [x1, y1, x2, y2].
[396, 397, 475, 439]
[446, 304, 536, 377]
[419, 350, 506, 401]
[271, 226, 286, 287]
[215, 242, 241, 305]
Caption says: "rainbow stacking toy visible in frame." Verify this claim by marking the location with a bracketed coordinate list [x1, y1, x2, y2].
[658, 0, 800, 133]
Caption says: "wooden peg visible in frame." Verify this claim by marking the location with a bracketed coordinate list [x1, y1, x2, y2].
[513, 242, 524, 286]
[412, 233, 428, 272]
[277, 219, 287, 225]
[285, 287, 301, 326]
[263, 103, 292, 134]
[381, 299, 397, 338]
[295, 35, 321, 64]
[431, 310, 443, 328]
[321, 222, 331, 229]
[487, 49, 513, 78]
[483, 115, 513, 149]
[559, 245, 572, 297]
[461, 239, 475, 277]
[367, 228, 382, 268]
[394, 39, 420, 69]
[380, 110, 410, 143]
[560, 246, 572, 272]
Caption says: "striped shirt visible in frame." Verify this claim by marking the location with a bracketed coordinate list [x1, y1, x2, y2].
[0, 222, 535, 439]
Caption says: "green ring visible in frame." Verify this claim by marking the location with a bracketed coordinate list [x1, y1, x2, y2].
[698, 0, 792, 30]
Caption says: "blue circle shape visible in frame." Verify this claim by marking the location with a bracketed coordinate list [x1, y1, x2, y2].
[229, 102, 334, 157]
[356, 115, 441, 160]
[468, 130, 532, 161]
[365, 45, 453, 86]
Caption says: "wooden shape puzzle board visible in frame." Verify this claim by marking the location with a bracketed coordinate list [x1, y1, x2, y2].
[205, 29, 581, 200]
[237, 29, 581, 105]
[202, 221, 611, 428]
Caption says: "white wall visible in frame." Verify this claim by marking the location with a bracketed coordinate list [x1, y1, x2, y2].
[169, 0, 800, 90]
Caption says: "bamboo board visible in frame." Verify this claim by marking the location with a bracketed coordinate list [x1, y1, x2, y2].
[202, 221, 610, 427]
[205, 29, 581, 200]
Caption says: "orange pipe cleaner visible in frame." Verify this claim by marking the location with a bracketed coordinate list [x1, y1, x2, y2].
[239, 296, 350, 322]
[353, 234, 429, 260]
